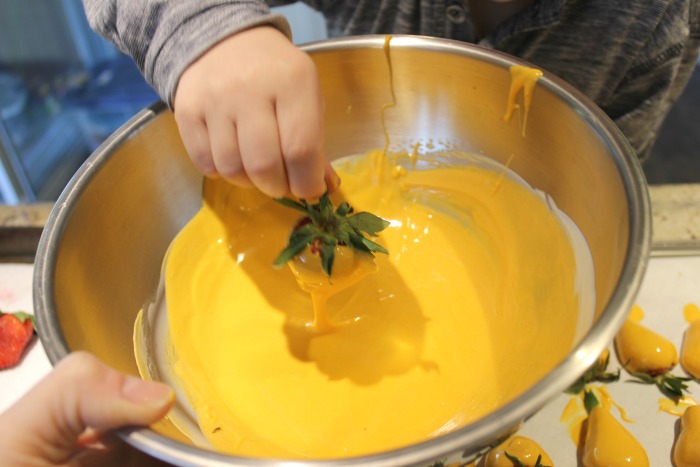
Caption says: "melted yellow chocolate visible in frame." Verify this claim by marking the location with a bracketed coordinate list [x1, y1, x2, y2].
[659, 395, 697, 417]
[159, 152, 583, 458]
[503, 65, 543, 137]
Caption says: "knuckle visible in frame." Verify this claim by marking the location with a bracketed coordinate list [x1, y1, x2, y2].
[247, 156, 279, 179]
[190, 151, 216, 175]
[283, 142, 316, 167]
[293, 182, 326, 200]
[217, 160, 245, 180]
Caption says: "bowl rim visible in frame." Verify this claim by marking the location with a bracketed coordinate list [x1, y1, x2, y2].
[33, 34, 652, 466]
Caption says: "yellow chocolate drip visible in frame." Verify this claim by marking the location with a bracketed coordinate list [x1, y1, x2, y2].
[377, 34, 396, 174]
[503, 65, 543, 137]
[287, 246, 378, 332]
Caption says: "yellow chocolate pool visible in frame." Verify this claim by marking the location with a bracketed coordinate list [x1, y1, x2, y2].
[136, 151, 593, 459]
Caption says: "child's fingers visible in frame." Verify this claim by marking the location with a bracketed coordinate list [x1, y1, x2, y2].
[237, 100, 289, 198]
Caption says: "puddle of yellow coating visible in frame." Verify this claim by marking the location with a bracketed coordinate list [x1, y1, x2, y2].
[159, 151, 582, 459]
[503, 65, 543, 137]
[658, 395, 697, 417]
[628, 304, 645, 321]
[683, 304, 700, 323]
[681, 303, 700, 379]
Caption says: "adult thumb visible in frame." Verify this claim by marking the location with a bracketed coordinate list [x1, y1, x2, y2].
[0, 351, 174, 464]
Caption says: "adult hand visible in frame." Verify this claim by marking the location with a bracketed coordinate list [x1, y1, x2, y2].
[0, 351, 174, 466]
[174, 26, 339, 199]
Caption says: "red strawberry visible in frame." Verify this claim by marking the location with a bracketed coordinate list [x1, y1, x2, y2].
[0, 311, 35, 369]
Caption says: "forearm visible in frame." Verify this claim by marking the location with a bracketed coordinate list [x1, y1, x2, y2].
[82, 0, 291, 105]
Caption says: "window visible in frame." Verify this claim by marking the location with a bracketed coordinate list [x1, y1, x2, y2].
[0, 0, 158, 203]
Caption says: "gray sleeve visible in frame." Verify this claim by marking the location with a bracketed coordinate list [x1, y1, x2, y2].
[82, 0, 292, 106]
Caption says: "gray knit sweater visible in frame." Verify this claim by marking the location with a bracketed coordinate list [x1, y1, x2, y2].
[83, 0, 700, 159]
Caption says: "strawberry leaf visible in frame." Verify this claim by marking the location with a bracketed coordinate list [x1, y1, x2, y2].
[335, 202, 354, 216]
[347, 212, 390, 236]
[504, 452, 526, 467]
[0, 311, 35, 327]
[583, 390, 600, 414]
[503, 452, 550, 467]
[318, 192, 334, 222]
[273, 225, 315, 268]
[565, 350, 620, 395]
[320, 238, 336, 277]
[274, 197, 310, 214]
[360, 236, 389, 255]
[628, 372, 693, 399]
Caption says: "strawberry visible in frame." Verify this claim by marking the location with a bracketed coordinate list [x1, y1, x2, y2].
[273, 191, 389, 278]
[615, 314, 691, 399]
[580, 390, 650, 467]
[0, 311, 35, 369]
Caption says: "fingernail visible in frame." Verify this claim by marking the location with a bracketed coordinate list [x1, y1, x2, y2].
[327, 167, 341, 192]
[122, 376, 174, 407]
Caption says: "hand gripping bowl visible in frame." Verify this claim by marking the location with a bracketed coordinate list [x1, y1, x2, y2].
[34, 36, 651, 466]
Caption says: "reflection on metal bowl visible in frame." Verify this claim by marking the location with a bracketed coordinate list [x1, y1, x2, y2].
[34, 35, 651, 466]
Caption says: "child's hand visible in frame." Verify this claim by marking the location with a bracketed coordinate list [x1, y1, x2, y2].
[0, 351, 174, 466]
[174, 26, 338, 199]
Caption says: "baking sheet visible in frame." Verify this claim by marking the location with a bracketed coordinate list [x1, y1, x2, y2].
[520, 255, 700, 466]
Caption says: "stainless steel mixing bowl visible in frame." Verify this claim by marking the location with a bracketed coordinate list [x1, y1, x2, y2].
[34, 35, 651, 466]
